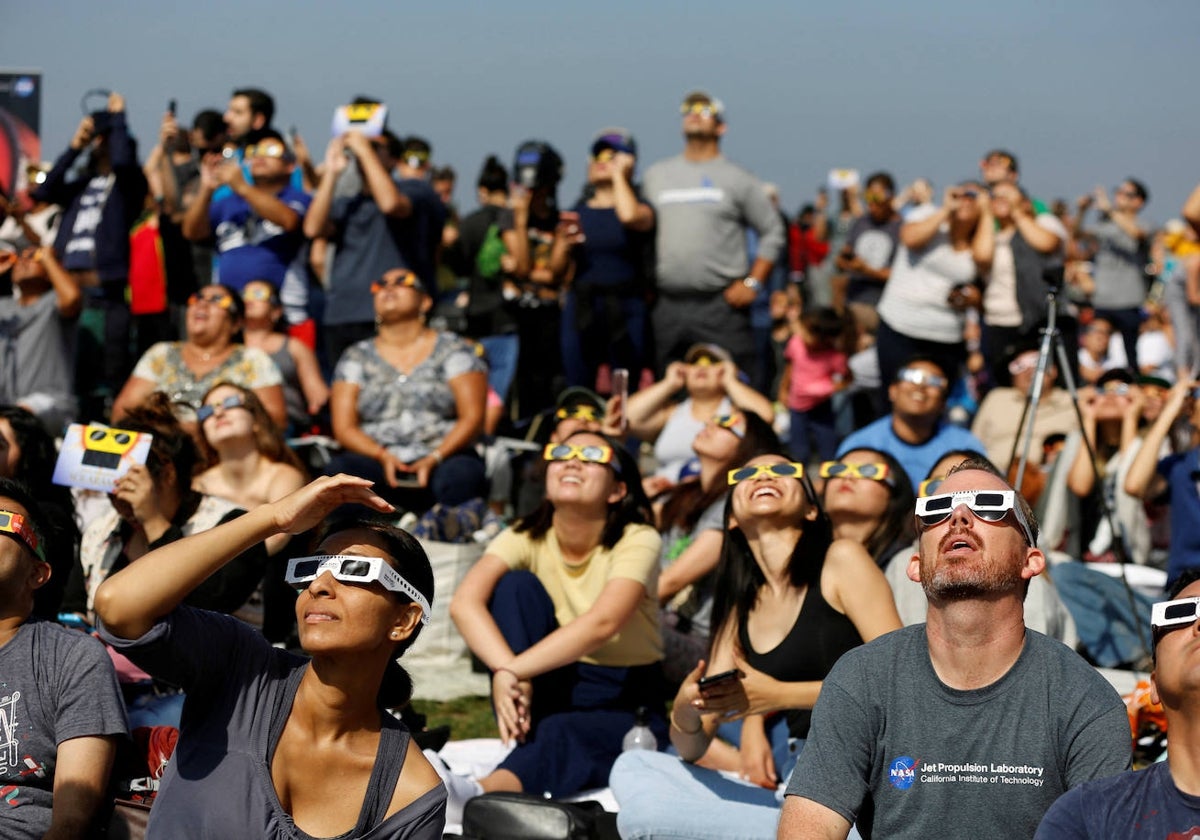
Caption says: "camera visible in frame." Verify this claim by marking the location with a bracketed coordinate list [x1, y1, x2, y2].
[513, 140, 563, 191]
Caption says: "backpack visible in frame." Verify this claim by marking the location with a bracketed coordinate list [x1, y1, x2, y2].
[475, 222, 507, 280]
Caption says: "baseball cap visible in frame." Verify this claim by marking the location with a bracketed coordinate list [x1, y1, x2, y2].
[1097, 368, 1135, 388]
[591, 128, 637, 157]
[556, 386, 605, 414]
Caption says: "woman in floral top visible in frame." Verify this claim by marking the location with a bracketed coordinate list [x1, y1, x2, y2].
[112, 284, 286, 427]
[326, 268, 487, 512]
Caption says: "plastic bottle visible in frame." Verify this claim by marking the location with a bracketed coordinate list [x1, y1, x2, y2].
[621, 706, 657, 752]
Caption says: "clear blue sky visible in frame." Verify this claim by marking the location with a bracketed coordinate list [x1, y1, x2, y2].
[4, 0, 1197, 223]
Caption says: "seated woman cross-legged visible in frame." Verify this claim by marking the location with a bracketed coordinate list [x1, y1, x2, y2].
[326, 267, 487, 512]
[93, 475, 447, 839]
[610, 453, 901, 840]
[441, 432, 665, 823]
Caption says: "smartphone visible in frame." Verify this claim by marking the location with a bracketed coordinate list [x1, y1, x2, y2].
[610, 368, 629, 432]
[393, 472, 422, 488]
[167, 99, 176, 117]
[697, 669, 740, 691]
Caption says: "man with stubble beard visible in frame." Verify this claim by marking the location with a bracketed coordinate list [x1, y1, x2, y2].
[777, 460, 1130, 840]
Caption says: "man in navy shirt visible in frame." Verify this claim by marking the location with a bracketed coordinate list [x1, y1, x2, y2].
[1035, 572, 1200, 838]
[182, 128, 310, 293]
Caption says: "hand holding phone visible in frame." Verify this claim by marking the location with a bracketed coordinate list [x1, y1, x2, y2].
[610, 368, 629, 432]
[697, 668, 741, 691]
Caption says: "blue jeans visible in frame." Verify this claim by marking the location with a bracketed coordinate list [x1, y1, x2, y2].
[612, 749, 791, 840]
[479, 334, 519, 403]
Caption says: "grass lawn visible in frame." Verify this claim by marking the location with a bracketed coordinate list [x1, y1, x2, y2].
[412, 694, 498, 741]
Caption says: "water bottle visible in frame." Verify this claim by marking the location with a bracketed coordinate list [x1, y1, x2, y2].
[621, 706, 657, 752]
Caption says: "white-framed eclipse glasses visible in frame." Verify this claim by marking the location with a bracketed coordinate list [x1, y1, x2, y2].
[285, 555, 431, 625]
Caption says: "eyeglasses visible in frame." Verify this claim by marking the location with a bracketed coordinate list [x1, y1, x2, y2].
[556, 404, 600, 422]
[1151, 597, 1200, 642]
[1007, 355, 1041, 376]
[680, 102, 718, 118]
[370, 271, 420, 293]
[242, 285, 278, 303]
[0, 511, 44, 562]
[914, 489, 1036, 546]
[244, 143, 288, 159]
[197, 394, 248, 423]
[918, 476, 945, 497]
[187, 291, 234, 310]
[896, 367, 948, 390]
[711, 414, 745, 439]
[543, 442, 620, 472]
[285, 555, 430, 624]
[819, 461, 894, 486]
[728, 462, 805, 485]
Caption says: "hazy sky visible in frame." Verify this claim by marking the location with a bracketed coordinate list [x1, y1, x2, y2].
[4, 0, 1198, 223]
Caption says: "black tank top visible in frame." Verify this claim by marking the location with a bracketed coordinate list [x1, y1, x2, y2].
[737, 580, 863, 738]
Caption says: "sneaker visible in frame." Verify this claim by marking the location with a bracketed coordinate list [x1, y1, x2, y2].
[423, 748, 483, 825]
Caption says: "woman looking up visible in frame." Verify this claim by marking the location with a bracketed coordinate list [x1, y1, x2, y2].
[93, 475, 446, 839]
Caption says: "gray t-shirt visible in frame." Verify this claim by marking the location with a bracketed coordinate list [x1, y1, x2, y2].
[642, 154, 785, 294]
[325, 190, 407, 327]
[659, 492, 727, 638]
[99, 607, 446, 840]
[784, 624, 1130, 839]
[0, 292, 77, 406]
[1089, 218, 1147, 309]
[0, 620, 128, 840]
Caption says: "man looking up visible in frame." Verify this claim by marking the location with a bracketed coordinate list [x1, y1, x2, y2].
[837, 356, 986, 492]
[777, 461, 1131, 840]
[1035, 571, 1200, 837]
[1072, 179, 1151, 370]
[642, 90, 784, 374]
[0, 478, 128, 839]
[182, 128, 310, 293]
[305, 126, 412, 364]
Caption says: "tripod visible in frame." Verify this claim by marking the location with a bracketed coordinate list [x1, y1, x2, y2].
[1007, 284, 1153, 665]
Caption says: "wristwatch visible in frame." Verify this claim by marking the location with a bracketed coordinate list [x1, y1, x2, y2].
[741, 276, 761, 291]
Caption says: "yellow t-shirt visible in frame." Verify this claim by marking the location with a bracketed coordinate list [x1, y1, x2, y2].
[485, 523, 663, 667]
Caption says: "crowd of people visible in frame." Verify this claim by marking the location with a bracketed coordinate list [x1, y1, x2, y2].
[3, 80, 1200, 838]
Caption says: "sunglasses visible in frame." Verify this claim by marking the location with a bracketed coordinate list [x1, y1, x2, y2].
[896, 367, 948, 390]
[728, 461, 805, 485]
[543, 442, 620, 472]
[0, 510, 44, 562]
[244, 143, 289, 160]
[592, 148, 617, 163]
[1100, 382, 1132, 396]
[285, 555, 430, 624]
[1151, 597, 1200, 641]
[197, 394, 248, 423]
[711, 414, 745, 439]
[1007, 356, 1040, 376]
[680, 102, 718, 118]
[914, 489, 1035, 546]
[819, 461, 894, 486]
[242, 285, 278, 303]
[371, 271, 421, 293]
[918, 476, 945, 497]
[187, 291, 234, 310]
[556, 404, 600, 422]
[689, 354, 720, 367]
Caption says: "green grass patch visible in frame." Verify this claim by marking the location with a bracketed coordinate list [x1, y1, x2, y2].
[412, 694, 498, 741]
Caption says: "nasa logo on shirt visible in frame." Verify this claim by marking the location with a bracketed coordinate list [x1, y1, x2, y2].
[887, 756, 920, 790]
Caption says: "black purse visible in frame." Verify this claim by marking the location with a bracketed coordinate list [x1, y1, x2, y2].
[460, 792, 619, 840]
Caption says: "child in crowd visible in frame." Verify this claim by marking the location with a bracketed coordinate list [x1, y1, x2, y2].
[778, 305, 852, 462]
